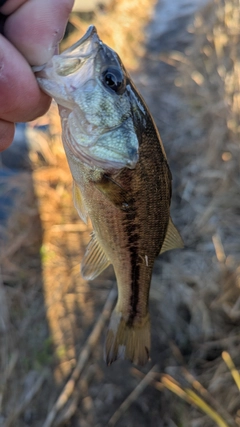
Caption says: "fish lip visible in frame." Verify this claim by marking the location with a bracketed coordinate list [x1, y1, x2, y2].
[65, 25, 99, 53]
[34, 26, 102, 107]
[32, 26, 99, 73]
[59, 25, 101, 62]
[35, 25, 101, 76]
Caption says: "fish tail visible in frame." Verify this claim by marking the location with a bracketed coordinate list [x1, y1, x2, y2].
[104, 310, 150, 366]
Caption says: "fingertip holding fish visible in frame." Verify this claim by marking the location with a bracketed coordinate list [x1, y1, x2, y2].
[36, 26, 183, 366]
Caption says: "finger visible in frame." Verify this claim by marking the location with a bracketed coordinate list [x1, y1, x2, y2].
[0, 119, 15, 151]
[0, 35, 51, 122]
[0, 0, 28, 15]
[4, 0, 74, 65]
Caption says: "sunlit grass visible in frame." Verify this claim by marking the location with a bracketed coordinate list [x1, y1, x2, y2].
[222, 351, 240, 392]
[161, 374, 230, 427]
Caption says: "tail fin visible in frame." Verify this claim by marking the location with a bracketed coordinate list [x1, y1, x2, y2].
[104, 310, 150, 366]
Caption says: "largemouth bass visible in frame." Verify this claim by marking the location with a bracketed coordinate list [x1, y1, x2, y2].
[36, 26, 183, 366]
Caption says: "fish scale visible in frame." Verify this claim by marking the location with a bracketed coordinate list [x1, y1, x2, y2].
[36, 25, 183, 365]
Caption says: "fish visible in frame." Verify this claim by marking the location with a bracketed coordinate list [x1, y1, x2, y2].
[36, 25, 183, 366]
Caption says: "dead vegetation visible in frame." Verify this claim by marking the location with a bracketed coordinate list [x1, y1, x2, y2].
[0, 0, 240, 426]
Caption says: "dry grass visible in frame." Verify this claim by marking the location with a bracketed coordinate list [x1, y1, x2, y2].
[1, 0, 240, 426]
[63, 0, 158, 69]
[150, 0, 240, 424]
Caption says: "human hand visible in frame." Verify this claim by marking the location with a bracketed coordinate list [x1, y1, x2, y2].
[0, 0, 74, 151]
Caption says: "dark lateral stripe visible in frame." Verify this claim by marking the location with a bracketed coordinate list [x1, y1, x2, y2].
[126, 243, 140, 327]
[123, 206, 140, 327]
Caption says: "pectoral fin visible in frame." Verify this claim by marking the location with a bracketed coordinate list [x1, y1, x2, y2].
[160, 217, 184, 254]
[81, 231, 110, 280]
[94, 174, 130, 211]
[73, 180, 88, 223]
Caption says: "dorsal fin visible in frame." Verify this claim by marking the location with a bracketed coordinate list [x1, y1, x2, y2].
[160, 217, 184, 254]
[81, 231, 110, 280]
[73, 180, 88, 223]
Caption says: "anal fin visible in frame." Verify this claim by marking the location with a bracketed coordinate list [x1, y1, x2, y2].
[81, 231, 110, 280]
[160, 217, 184, 254]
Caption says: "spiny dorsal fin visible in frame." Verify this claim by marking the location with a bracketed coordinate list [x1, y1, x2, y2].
[73, 180, 88, 223]
[160, 217, 184, 254]
[81, 231, 110, 280]
[94, 174, 131, 211]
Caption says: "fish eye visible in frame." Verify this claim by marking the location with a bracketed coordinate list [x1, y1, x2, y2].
[102, 67, 125, 94]
[56, 58, 82, 76]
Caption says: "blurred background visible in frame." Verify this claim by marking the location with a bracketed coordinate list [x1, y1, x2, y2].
[0, 0, 240, 426]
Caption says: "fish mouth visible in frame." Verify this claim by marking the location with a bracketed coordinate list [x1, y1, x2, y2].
[32, 26, 99, 74]
[65, 25, 99, 55]
[57, 25, 101, 66]
[34, 26, 101, 106]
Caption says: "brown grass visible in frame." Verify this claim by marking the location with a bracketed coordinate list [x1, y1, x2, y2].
[63, 0, 157, 69]
[150, 0, 240, 424]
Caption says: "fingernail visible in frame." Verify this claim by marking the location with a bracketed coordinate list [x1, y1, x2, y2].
[31, 64, 47, 72]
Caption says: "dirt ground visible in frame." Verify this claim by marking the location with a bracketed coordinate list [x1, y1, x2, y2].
[1, 0, 240, 426]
